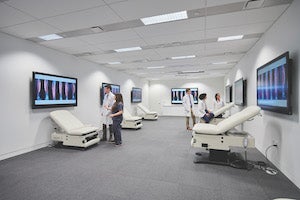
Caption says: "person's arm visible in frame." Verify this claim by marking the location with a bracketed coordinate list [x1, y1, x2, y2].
[111, 110, 123, 117]
[110, 104, 123, 117]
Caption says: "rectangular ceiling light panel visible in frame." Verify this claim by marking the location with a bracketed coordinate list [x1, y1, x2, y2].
[218, 35, 243, 42]
[141, 11, 188, 25]
[114, 46, 142, 52]
[38, 34, 63, 41]
[171, 55, 196, 60]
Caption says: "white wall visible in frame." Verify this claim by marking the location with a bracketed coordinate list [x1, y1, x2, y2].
[0, 32, 148, 160]
[149, 77, 224, 116]
[225, 0, 300, 188]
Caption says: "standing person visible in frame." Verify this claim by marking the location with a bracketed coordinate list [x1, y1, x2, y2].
[198, 93, 214, 123]
[101, 85, 115, 142]
[183, 88, 196, 130]
[213, 93, 225, 118]
[110, 93, 123, 146]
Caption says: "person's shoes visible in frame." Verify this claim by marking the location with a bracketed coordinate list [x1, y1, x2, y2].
[100, 138, 107, 141]
[108, 140, 115, 143]
[187, 127, 192, 131]
[115, 143, 121, 146]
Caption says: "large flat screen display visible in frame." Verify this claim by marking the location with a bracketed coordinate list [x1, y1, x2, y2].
[171, 88, 198, 104]
[257, 52, 292, 114]
[225, 85, 232, 103]
[100, 83, 120, 105]
[234, 78, 246, 106]
[32, 72, 77, 109]
[131, 87, 142, 103]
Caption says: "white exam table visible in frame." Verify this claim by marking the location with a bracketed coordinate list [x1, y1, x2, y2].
[191, 106, 261, 167]
[121, 108, 143, 129]
[137, 104, 158, 120]
[50, 110, 100, 148]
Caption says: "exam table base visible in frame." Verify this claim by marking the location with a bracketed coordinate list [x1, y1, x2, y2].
[193, 149, 253, 170]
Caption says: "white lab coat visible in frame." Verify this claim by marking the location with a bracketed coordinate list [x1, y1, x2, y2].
[101, 91, 115, 125]
[213, 99, 225, 112]
[182, 94, 195, 117]
[198, 99, 207, 118]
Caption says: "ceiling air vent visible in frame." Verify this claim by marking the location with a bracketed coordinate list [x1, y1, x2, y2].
[90, 26, 104, 33]
[243, 0, 265, 10]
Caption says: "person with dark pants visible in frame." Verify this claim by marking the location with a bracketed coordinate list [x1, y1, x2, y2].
[101, 85, 115, 142]
[198, 93, 214, 123]
[110, 93, 123, 146]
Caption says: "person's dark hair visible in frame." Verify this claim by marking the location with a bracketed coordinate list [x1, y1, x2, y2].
[105, 84, 112, 91]
[186, 88, 191, 92]
[112, 93, 123, 111]
[215, 93, 219, 101]
[115, 93, 123, 103]
[199, 93, 207, 100]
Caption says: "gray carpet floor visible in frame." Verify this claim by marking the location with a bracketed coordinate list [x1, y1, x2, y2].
[0, 116, 300, 200]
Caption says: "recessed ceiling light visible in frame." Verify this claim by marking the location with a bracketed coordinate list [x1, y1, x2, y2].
[141, 10, 188, 25]
[38, 34, 63, 41]
[218, 35, 243, 42]
[171, 55, 196, 60]
[114, 46, 142, 53]
[147, 66, 165, 69]
[108, 62, 121, 65]
[212, 61, 228, 65]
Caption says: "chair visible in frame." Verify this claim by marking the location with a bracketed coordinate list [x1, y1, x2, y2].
[50, 110, 100, 148]
[121, 108, 143, 129]
[137, 104, 158, 120]
[191, 106, 261, 167]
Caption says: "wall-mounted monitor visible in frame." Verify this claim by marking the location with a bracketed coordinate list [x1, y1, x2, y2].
[257, 52, 292, 115]
[225, 85, 232, 103]
[100, 82, 120, 105]
[32, 72, 77, 109]
[234, 78, 246, 106]
[171, 88, 198, 104]
[131, 87, 142, 103]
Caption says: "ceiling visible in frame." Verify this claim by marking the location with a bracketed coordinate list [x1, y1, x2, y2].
[0, 0, 293, 80]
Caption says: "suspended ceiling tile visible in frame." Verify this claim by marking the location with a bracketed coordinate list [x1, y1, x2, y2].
[206, 4, 289, 29]
[109, 0, 205, 21]
[41, 5, 122, 31]
[77, 29, 141, 45]
[6, 0, 106, 19]
[0, 3, 35, 27]
[206, 21, 272, 38]
[93, 39, 148, 51]
[1, 21, 61, 38]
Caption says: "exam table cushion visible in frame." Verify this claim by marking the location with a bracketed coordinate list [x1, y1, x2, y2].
[50, 110, 98, 135]
[193, 106, 261, 135]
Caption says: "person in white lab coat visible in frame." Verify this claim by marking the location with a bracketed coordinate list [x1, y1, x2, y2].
[213, 93, 225, 118]
[198, 93, 214, 123]
[101, 85, 115, 142]
[183, 88, 196, 130]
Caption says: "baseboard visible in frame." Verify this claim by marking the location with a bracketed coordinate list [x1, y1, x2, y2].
[0, 142, 50, 161]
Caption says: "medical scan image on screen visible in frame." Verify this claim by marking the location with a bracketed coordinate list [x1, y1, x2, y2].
[257, 56, 288, 108]
[33, 72, 77, 108]
[171, 88, 198, 104]
[131, 88, 142, 103]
